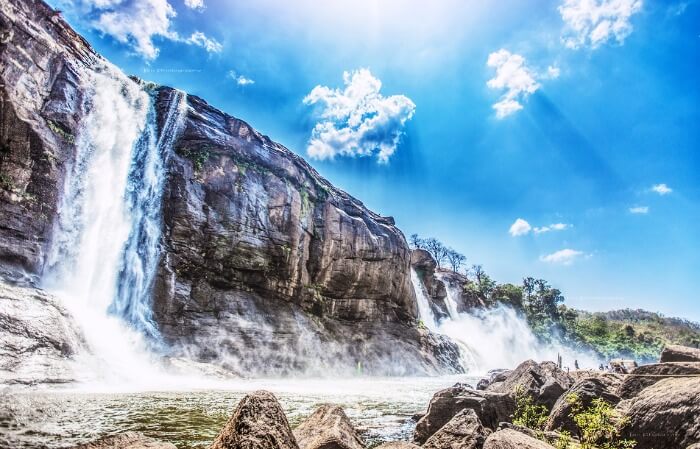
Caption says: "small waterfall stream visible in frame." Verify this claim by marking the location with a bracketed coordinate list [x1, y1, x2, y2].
[41, 64, 186, 383]
[410, 269, 438, 331]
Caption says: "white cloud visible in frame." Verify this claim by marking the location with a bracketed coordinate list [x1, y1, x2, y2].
[534, 223, 572, 234]
[185, 31, 222, 53]
[184, 0, 205, 10]
[651, 183, 672, 195]
[540, 249, 584, 265]
[486, 49, 540, 118]
[559, 0, 643, 49]
[303, 69, 416, 163]
[228, 70, 255, 86]
[546, 65, 561, 79]
[509, 218, 532, 237]
[629, 206, 649, 214]
[73, 0, 220, 59]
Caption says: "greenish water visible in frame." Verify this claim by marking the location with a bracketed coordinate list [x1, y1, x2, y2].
[0, 376, 478, 449]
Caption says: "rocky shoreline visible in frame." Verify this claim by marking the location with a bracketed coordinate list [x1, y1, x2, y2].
[67, 345, 700, 449]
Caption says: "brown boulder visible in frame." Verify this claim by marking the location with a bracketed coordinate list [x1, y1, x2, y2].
[546, 375, 622, 433]
[487, 360, 573, 409]
[413, 384, 514, 444]
[483, 429, 555, 449]
[659, 345, 700, 363]
[423, 409, 490, 449]
[618, 377, 700, 449]
[72, 432, 176, 449]
[211, 391, 299, 449]
[617, 362, 700, 399]
[293, 404, 364, 449]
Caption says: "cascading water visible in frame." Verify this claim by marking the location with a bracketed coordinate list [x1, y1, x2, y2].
[41, 63, 186, 384]
[410, 269, 438, 331]
[412, 270, 600, 374]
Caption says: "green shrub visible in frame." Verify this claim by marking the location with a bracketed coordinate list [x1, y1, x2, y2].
[513, 387, 549, 430]
[566, 394, 635, 449]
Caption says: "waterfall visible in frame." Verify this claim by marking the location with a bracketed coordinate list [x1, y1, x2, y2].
[435, 272, 460, 320]
[41, 64, 186, 383]
[411, 270, 599, 374]
[410, 269, 438, 331]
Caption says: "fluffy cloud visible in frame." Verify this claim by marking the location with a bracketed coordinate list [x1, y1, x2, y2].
[75, 0, 220, 59]
[303, 69, 416, 163]
[651, 183, 672, 195]
[509, 218, 532, 237]
[510, 219, 571, 236]
[540, 249, 584, 265]
[629, 206, 649, 214]
[185, 31, 222, 53]
[486, 50, 540, 119]
[228, 70, 255, 86]
[534, 223, 572, 234]
[559, 0, 643, 49]
[184, 0, 204, 10]
[546, 65, 561, 79]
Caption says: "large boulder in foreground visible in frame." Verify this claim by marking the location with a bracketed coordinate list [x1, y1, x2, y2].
[618, 377, 700, 449]
[483, 429, 555, 449]
[546, 375, 622, 433]
[71, 432, 176, 449]
[423, 409, 490, 449]
[616, 362, 700, 399]
[487, 360, 573, 409]
[659, 345, 700, 363]
[211, 391, 298, 449]
[0, 282, 84, 385]
[413, 384, 514, 443]
[293, 404, 364, 449]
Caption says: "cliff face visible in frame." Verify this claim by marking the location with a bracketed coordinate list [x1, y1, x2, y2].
[0, 0, 460, 376]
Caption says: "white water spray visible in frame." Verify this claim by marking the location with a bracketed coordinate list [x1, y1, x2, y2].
[411, 269, 438, 331]
[413, 271, 600, 374]
[41, 64, 186, 385]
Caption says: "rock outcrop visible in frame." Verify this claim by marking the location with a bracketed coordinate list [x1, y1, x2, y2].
[659, 345, 700, 363]
[487, 360, 573, 409]
[211, 391, 299, 449]
[0, 282, 83, 384]
[616, 362, 700, 399]
[0, 0, 461, 377]
[413, 383, 514, 443]
[618, 377, 700, 449]
[293, 405, 364, 449]
[483, 429, 555, 449]
[422, 409, 490, 449]
[70, 432, 176, 449]
[545, 375, 622, 433]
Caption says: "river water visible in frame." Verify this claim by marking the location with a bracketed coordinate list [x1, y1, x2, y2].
[0, 376, 479, 449]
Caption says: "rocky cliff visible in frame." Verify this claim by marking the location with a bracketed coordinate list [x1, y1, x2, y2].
[0, 0, 460, 378]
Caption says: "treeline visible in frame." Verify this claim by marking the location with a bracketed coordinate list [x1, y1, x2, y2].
[408, 234, 700, 361]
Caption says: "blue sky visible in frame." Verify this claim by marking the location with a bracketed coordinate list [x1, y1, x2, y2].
[50, 0, 700, 320]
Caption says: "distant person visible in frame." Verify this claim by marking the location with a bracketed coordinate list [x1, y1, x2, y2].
[599, 363, 605, 371]
[574, 359, 579, 370]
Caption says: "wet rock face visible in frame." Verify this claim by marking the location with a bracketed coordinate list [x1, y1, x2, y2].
[618, 377, 700, 449]
[151, 92, 460, 375]
[0, 0, 95, 279]
[293, 404, 365, 449]
[211, 390, 299, 449]
[0, 282, 84, 385]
